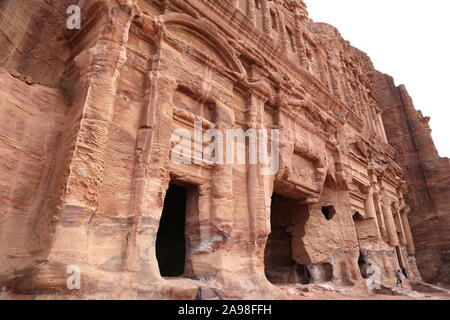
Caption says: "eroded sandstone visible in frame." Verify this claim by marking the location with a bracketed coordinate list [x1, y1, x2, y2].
[0, 0, 448, 299]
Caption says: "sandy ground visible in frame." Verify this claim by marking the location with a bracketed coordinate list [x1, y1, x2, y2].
[278, 282, 450, 300]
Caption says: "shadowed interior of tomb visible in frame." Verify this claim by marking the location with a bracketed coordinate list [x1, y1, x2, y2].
[358, 250, 369, 279]
[321, 205, 336, 220]
[315, 262, 334, 282]
[265, 193, 310, 284]
[354, 213, 370, 278]
[156, 183, 187, 277]
[296, 264, 312, 284]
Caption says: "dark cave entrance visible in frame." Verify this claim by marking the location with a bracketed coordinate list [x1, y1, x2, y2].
[264, 193, 310, 284]
[296, 264, 312, 285]
[358, 250, 369, 279]
[321, 205, 336, 220]
[353, 213, 369, 279]
[156, 183, 188, 277]
[316, 262, 334, 282]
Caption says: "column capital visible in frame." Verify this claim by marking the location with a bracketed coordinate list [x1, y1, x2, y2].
[391, 201, 401, 213]
[402, 205, 412, 215]
[382, 197, 394, 207]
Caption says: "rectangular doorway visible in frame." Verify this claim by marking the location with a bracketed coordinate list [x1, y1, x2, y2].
[264, 193, 311, 284]
[156, 182, 194, 277]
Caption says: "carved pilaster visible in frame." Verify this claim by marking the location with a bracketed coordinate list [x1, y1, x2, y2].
[247, 0, 257, 26]
[372, 189, 387, 239]
[393, 203, 408, 246]
[363, 186, 381, 238]
[401, 210, 416, 255]
[247, 93, 272, 276]
[261, 0, 271, 34]
[376, 110, 388, 143]
[293, 9, 308, 68]
[382, 198, 399, 247]
[49, 1, 137, 264]
[124, 76, 178, 274]
[210, 101, 235, 272]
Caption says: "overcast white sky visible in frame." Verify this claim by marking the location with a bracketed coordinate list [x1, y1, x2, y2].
[306, 0, 450, 158]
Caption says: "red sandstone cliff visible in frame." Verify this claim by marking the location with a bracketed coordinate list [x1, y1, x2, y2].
[371, 72, 450, 286]
[307, 18, 450, 286]
[0, 0, 448, 299]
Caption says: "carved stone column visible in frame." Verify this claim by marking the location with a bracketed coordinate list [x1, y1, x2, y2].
[371, 108, 383, 140]
[370, 173, 387, 239]
[48, 0, 136, 264]
[382, 198, 399, 247]
[376, 110, 388, 143]
[124, 75, 178, 275]
[327, 58, 342, 100]
[275, 8, 289, 51]
[261, 0, 271, 34]
[364, 187, 376, 218]
[373, 191, 386, 237]
[401, 208, 416, 255]
[293, 9, 308, 68]
[211, 101, 235, 272]
[246, 92, 271, 277]
[364, 186, 381, 238]
[362, 94, 376, 133]
[247, 0, 256, 26]
[369, 107, 379, 137]
[393, 203, 408, 246]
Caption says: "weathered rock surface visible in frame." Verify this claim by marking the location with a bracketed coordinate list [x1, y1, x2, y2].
[0, 0, 448, 299]
[372, 72, 450, 286]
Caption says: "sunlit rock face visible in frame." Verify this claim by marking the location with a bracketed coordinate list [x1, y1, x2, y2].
[0, 0, 445, 299]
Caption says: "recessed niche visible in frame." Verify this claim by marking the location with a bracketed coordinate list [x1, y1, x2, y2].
[321, 205, 336, 220]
